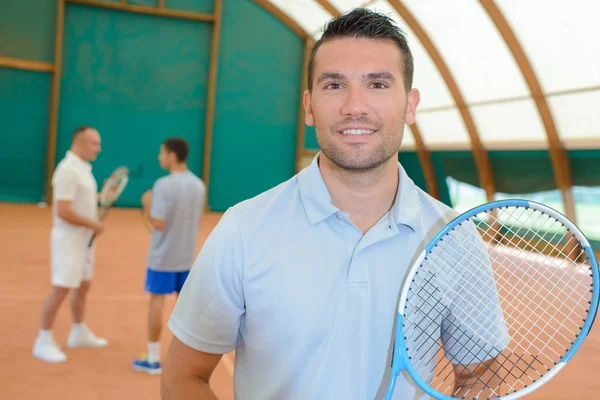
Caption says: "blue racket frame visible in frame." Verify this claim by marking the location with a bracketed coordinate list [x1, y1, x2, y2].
[384, 199, 600, 400]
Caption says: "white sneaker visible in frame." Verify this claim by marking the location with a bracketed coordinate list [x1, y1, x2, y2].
[67, 323, 109, 349]
[33, 337, 67, 363]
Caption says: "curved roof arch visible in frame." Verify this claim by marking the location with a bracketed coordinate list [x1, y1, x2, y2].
[256, 0, 600, 152]
[254, 0, 600, 221]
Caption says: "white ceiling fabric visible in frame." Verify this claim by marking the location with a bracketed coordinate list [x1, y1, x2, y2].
[266, 0, 600, 151]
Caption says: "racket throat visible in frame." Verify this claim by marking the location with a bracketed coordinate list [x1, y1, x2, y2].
[390, 314, 409, 376]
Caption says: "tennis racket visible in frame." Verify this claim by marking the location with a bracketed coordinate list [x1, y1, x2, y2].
[88, 166, 129, 247]
[385, 199, 598, 400]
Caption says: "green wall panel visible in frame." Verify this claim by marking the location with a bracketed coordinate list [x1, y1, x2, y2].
[490, 150, 556, 194]
[0, 68, 51, 203]
[0, 0, 56, 62]
[56, 4, 211, 208]
[569, 150, 600, 187]
[209, 0, 303, 211]
[127, 0, 159, 6]
[167, 0, 214, 14]
[398, 152, 427, 192]
[305, 125, 318, 149]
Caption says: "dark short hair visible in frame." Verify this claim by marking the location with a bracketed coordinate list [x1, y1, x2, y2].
[163, 137, 189, 162]
[72, 126, 94, 141]
[307, 8, 414, 92]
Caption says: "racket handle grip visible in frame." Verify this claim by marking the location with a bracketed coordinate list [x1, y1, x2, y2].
[88, 233, 96, 247]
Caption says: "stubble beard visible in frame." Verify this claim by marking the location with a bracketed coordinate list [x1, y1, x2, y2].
[316, 116, 404, 173]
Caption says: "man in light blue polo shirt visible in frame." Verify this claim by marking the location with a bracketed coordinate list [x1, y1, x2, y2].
[160, 8, 505, 400]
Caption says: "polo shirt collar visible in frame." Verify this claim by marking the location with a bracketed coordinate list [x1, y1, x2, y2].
[297, 153, 420, 231]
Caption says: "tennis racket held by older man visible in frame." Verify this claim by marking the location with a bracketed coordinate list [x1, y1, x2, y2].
[88, 166, 129, 247]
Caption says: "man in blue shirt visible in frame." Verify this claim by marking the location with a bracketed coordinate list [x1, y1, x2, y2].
[160, 8, 504, 399]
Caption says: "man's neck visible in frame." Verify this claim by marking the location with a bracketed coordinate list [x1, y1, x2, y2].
[169, 163, 188, 173]
[319, 155, 399, 234]
[69, 147, 87, 162]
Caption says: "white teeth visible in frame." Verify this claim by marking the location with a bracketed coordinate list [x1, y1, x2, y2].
[341, 129, 375, 135]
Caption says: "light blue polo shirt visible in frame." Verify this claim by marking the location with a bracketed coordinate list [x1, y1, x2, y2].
[168, 154, 477, 399]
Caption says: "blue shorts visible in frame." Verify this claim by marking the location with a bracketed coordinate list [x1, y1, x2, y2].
[145, 269, 190, 295]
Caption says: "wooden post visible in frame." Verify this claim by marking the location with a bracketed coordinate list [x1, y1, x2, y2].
[481, 0, 579, 260]
[201, 0, 222, 211]
[389, 1, 496, 202]
[45, 0, 66, 204]
[409, 124, 440, 200]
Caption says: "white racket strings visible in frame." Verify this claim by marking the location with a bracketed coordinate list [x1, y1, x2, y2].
[402, 206, 593, 399]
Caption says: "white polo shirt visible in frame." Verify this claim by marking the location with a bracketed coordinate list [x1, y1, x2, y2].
[168, 154, 462, 400]
[51, 150, 98, 233]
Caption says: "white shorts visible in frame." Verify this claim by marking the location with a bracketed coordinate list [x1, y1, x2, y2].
[50, 228, 95, 289]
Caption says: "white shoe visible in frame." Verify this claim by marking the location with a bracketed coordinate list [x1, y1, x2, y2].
[33, 337, 67, 363]
[67, 324, 109, 348]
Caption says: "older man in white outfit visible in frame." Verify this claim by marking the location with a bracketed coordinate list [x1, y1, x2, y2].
[33, 126, 109, 363]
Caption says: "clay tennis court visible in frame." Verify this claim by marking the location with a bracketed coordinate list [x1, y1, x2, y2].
[1, 201, 598, 399]
[1, 203, 234, 399]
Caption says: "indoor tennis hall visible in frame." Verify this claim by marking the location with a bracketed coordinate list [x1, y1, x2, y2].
[1, 0, 599, 399]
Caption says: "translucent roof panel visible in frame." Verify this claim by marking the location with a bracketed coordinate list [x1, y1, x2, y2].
[268, 0, 332, 39]
[548, 90, 600, 148]
[470, 98, 548, 149]
[329, 0, 372, 13]
[497, 0, 600, 93]
[402, 0, 530, 104]
[414, 108, 471, 150]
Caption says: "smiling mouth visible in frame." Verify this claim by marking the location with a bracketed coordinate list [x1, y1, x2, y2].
[340, 129, 376, 135]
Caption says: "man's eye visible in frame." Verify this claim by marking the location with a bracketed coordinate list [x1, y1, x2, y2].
[370, 82, 387, 89]
[325, 83, 343, 90]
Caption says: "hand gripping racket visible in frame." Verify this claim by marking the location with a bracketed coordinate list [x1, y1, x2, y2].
[88, 166, 129, 247]
[385, 199, 598, 400]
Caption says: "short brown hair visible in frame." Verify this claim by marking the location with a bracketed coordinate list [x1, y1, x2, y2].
[163, 137, 189, 162]
[308, 8, 414, 92]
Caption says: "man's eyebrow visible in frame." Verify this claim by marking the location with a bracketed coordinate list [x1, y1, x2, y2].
[366, 72, 396, 81]
[316, 72, 345, 85]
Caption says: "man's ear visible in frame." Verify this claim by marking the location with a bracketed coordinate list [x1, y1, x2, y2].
[404, 88, 420, 126]
[303, 90, 315, 127]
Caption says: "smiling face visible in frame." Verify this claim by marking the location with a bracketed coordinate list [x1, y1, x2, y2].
[304, 37, 420, 172]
